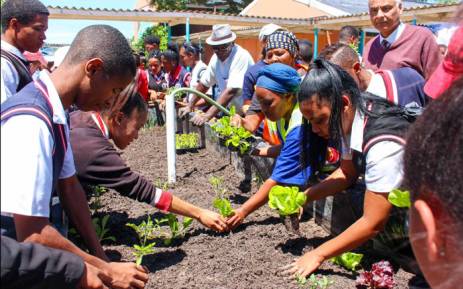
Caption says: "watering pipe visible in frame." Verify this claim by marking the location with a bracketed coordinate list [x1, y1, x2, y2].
[166, 87, 230, 183]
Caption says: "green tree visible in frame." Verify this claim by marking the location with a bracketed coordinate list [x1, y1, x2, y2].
[131, 24, 168, 55]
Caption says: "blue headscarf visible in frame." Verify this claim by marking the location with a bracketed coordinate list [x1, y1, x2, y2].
[256, 63, 301, 95]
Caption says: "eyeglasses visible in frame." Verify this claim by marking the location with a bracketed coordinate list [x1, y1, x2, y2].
[212, 43, 231, 52]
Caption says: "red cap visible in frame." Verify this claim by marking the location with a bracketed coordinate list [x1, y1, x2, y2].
[23, 51, 48, 67]
[424, 25, 463, 99]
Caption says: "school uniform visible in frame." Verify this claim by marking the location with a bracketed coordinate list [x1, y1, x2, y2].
[1, 40, 33, 103]
[1, 70, 75, 236]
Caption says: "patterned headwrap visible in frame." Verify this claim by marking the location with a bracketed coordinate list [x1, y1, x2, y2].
[256, 63, 301, 95]
[265, 30, 299, 56]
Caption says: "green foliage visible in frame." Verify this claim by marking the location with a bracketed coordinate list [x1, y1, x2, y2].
[296, 274, 334, 289]
[162, 213, 194, 245]
[132, 25, 168, 55]
[92, 215, 116, 244]
[268, 186, 307, 216]
[209, 176, 234, 217]
[89, 185, 108, 213]
[176, 133, 199, 149]
[211, 106, 253, 154]
[126, 216, 157, 265]
[155, 179, 170, 191]
[330, 252, 364, 271]
[388, 189, 411, 208]
[213, 198, 234, 217]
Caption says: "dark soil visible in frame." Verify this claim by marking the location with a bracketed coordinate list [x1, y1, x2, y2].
[96, 127, 424, 289]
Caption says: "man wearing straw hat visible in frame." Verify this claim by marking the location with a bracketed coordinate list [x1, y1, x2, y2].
[179, 24, 254, 125]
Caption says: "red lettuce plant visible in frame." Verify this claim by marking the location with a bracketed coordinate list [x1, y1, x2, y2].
[356, 260, 395, 289]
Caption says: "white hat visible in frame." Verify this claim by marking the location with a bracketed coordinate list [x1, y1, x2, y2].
[259, 23, 282, 42]
[206, 24, 237, 46]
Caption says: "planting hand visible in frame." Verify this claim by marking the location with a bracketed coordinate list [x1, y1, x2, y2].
[104, 262, 149, 289]
[198, 209, 228, 232]
[178, 106, 192, 118]
[230, 114, 243, 127]
[280, 251, 325, 279]
[79, 262, 109, 289]
[191, 113, 210, 126]
[226, 207, 246, 230]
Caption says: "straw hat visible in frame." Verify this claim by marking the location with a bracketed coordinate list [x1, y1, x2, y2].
[206, 24, 236, 46]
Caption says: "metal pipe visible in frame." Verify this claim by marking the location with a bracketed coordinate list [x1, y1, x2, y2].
[359, 29, 365, 56]
[166, 87, 230, 183]
[313, 27, 319, 59]
[186, 17, 190, 42]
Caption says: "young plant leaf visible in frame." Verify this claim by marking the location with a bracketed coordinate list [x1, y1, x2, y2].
[330, 252, 364, 271]
[213, 198, 234, 217]
[268, 186, 307, 216]
[388, 189, 411, 208]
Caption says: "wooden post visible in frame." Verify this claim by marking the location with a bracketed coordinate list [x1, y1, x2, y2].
[326, 30, 331, 46]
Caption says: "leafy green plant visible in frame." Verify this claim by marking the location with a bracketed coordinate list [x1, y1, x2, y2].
[330, 252, 364, 271]
[268, 186, 307, 216]
[92, 215, 116, 244]
[155, 179, 170, 191]
[176, 133, 199, 149]
[162, 213, 193, 245]
[209, 176, 234, 217]
[126, 216, 157, 265]
[89, 185, 108, 213]
[388, 189, 411, 208]
[296, 274, 334, 289]
[211, 106, 253, 154]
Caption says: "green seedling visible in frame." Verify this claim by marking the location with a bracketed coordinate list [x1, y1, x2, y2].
[176, 133, 199, 149]
[388, 189, 411, 208]
[296, 274, 334, 289]
[162, 213, 193, 245]
[126, 216, 157, 265]
[330, 252, 364, 271]
[268, 185, 307, 216]
[209, 176, 234, 217]
[92, 215, 116, 244]
[155, 179, 170, 191]
[89, 185, 108, 213]
[211, 106, 253, 154]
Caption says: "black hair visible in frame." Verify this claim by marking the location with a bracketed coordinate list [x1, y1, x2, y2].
[133, 53, 141, 67]
[297, 39, 313, 63]
[120, 92, 148, 117]
[182, 42, 203, 58]
[144, 35, 160, 46]
[403, 77, 463, 232]
[162, 42, 180, 65]
[1, 0, 49, 33]
[318, 43, 359, 69]
[339, 26, 359, 43]
[148, 50, 162, 61]
[63, 25, 136, 78]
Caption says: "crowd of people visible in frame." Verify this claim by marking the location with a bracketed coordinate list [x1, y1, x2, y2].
[1, 0, 462, 288]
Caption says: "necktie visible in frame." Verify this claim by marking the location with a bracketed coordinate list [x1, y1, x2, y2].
[381, 39, 391, 50]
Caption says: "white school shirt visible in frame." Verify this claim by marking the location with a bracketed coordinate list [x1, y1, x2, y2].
[188, 60, 208, 102]
[200, 44, 254, 95]
[342, 110, 404, 193]
[1, 70, 76, 218]
[1, 40, 27, 103]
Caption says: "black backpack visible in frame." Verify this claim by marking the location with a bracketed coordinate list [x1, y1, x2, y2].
[1, 48, 33, 93]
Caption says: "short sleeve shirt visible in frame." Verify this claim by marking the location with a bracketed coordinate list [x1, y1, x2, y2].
[200, 44, 254, 95]
[241, 60, 267, 102]
[1, 40, 26, 103]
[342, 110, 404, 193]
[1, 71, 76, 218]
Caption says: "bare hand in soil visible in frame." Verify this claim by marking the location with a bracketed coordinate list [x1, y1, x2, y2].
[226, 207, 246, 230]
[79, 262, 109, 289]
[191, 114, 209, 126]
[105, 262, 149, 289]
[279, 251, 325, 279]
[198, 209, 228, 232]
[178, 106, 192, 118]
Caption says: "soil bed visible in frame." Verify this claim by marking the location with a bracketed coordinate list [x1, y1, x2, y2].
[97, 127, 424, 289]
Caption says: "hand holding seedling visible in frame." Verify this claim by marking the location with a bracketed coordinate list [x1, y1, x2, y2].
[197, 208, 228, 232]
[280, 250, 325, 279]
[225, 207, 246, 230]
[230, 114, 244, 127]
[104, 262, 149, 289]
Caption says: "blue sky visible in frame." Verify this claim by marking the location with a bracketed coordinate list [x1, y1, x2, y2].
[42, 0, 152, 44]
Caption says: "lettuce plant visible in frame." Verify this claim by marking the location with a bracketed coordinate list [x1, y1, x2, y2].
[356, 260, 395, 289]
[213, 198, 234, 217]
[330, 252, 364, 271]
[176, 133, 199, 149]
[296, 274, 334, 289]
[268, 186, 307, 216]
[388, 189, 411, 208]
[209, 176, 234, 217]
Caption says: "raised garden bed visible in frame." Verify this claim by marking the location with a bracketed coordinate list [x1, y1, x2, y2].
[86, 126, 429, 289]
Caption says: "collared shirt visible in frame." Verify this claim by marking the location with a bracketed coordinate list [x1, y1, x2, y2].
[201, 44, 254, 96]
[1, 70, 76, 218]
[1, 40, 27, 103]
[379, 22, 405, 47]
[342, 109, 404, 193]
